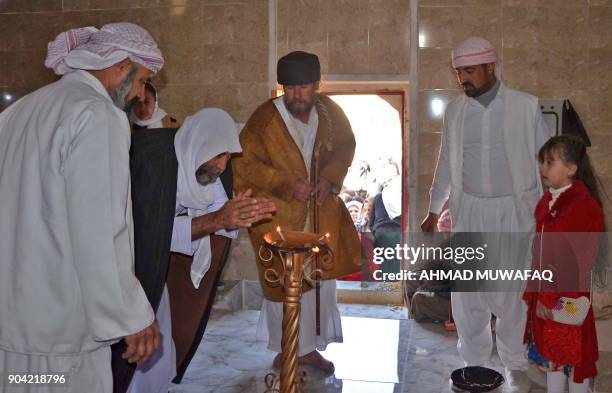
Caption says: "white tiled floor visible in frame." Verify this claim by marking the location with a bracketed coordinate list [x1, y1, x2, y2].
[169, 304, 610, 393]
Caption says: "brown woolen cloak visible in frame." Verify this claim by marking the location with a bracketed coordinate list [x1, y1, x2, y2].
[233, 94, 362, 302]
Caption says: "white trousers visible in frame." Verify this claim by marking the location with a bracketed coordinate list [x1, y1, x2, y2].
[547, 370, 590, 393]
[451, 193, 528, 371]
[128, 286, 176, 393]
[257, 279, 343, 357]
[452, 291, 528, 370]
[0, 346, 111, 393]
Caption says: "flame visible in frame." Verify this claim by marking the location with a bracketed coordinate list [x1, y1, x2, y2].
[312, 246, 320, 253]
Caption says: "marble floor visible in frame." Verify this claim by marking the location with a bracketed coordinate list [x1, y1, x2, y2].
[169, 304, 611, 393]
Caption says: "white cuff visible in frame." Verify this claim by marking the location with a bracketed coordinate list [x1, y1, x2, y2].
[171, 215, 196, 255]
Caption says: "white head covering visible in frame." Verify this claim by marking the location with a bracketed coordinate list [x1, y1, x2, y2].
[130, 82, 168, 129]
[45, 22, 164, 75]
[346, 200, 363, 212]
[452, 37, 500, 77]
[133, 107, 167, 129]
[174, 108, 242, 288]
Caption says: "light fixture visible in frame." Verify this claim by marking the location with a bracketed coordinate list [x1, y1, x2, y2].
[418, 32, 426, 48]
[3, 94, 13, 102]
[430, 98, 444, 118]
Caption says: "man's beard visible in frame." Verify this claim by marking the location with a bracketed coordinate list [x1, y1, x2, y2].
[110, 67, 137, 111]
[462, 77, 495, 98]
[195, 164, 223, 186]
[284, 95, 315, 118]
[462, 81, 478, 97]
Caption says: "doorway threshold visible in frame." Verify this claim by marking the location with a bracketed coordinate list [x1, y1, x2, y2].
[337, 281, 403, 305]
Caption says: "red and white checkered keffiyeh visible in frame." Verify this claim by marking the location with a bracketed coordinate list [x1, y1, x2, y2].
[45, 22, 164, 75]
[452, 37, 498, 69]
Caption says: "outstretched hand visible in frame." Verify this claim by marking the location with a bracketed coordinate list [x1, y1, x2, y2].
[217, 189, 276, 229]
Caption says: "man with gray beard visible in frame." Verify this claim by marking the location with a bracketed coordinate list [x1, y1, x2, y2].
[0, 22, 164, 393]
[121, 108, 276, 393]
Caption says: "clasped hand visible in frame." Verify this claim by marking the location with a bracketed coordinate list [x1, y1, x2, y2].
[217, 189, 276, 229]
[292, 178, 333, 206]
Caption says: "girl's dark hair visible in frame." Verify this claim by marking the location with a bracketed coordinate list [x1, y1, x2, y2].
[539, 135, 611, 288]
[538, 134, 601, 206]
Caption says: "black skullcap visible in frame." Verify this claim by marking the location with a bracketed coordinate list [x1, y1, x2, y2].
[277, 51, 321, 85]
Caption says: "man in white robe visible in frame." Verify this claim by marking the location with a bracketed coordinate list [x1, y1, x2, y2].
[421, 37, 552, 393]
[128, 108, 276, 393]
[0, 22, 165, 393]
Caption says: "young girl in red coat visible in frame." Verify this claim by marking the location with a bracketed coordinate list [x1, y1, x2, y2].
[525, 135, 605, 393]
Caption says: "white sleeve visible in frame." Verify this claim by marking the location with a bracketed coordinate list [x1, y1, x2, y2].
[65, 104, 153, 341]
[170, 179, 237, 255]
[428, 116, 451, 214]
[170, 215, 197, 255]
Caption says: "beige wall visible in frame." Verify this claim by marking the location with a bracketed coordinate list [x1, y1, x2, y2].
[416, 0, 612, 231]
[278, 0, 410, 75]
[0, 0, 270, 122]
[0, 0, 411, 120]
